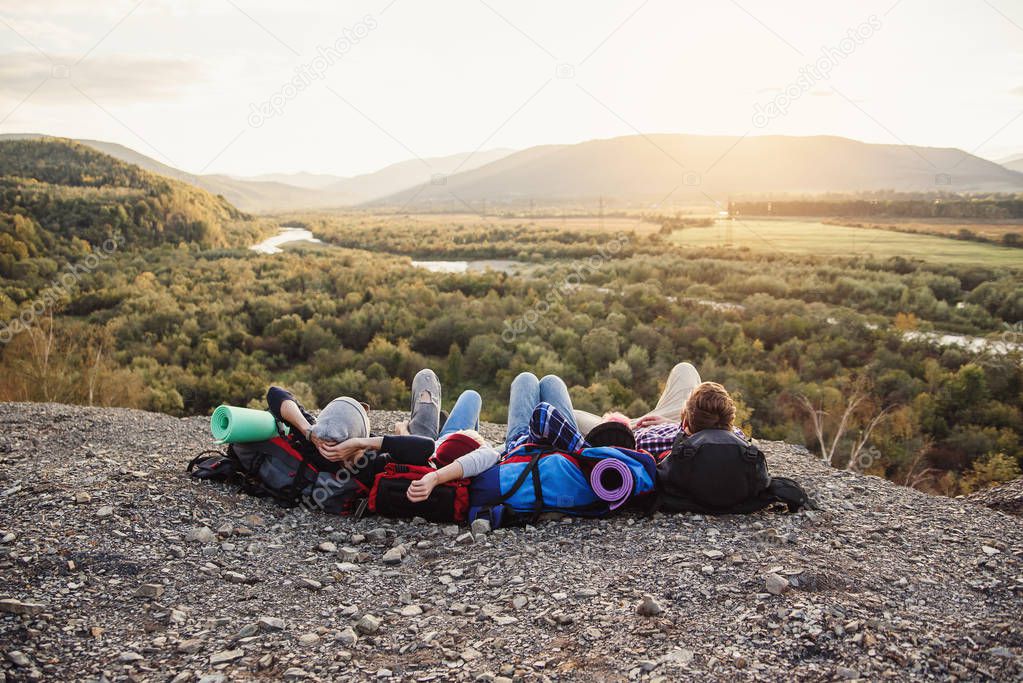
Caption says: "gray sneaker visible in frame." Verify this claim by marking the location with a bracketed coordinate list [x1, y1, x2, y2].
[408, 368, 442, 440]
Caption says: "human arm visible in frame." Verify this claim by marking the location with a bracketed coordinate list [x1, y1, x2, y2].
[278, 398, 314, 439]
[269, 387, 338, 456]
[317, 435, 435, 464]
[406, 446, 500, 502]
[268, 386, 315, 432]
[633, 414, 671, 429]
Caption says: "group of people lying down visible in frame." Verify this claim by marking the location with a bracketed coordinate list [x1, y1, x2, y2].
[266, 362, 744, 504]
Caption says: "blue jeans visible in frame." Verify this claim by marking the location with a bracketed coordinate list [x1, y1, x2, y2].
[505, 372, 578, 450]
[439, 390, 482, 438]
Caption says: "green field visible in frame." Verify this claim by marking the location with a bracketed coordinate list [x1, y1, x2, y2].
[672, 219, 1023, 267]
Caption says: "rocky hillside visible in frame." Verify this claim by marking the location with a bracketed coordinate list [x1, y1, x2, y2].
[967, 478, 1023, 517]
[0, 138, 250, 253]
[0, 402, 1021, 682]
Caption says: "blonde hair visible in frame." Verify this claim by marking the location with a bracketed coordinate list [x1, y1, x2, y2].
[453, 429, 487, 447]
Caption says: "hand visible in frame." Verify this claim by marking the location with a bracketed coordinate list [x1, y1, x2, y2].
[407, 471, 438, 503]
[633, 414, 670, 429]
[308, 433, 337, 459]
[314, 436, 367, 463]
[394, 420, 410, 436]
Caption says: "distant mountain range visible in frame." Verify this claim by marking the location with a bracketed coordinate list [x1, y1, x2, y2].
[236, 171, 345, 190]
[3, 133, 1021, 214]
[234, 149, 515, 197]
[0, 134, 512, 213]
[372, 135, 1023, 209]
[998, 153, 1023, 174]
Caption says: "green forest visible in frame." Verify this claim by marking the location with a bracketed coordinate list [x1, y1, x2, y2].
[0, 139, 264, 278]
[1, 140, 1022, 497]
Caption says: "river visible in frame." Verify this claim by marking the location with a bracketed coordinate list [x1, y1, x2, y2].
[252, 227, 529, 274]
[249, 228, 322, 254]
[252, 228, 1019, 356]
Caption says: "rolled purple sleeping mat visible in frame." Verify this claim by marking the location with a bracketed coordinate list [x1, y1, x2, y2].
[590, 458, 634, 510]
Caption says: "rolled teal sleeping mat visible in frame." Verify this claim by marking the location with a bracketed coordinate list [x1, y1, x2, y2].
[210, 405, 286, 443]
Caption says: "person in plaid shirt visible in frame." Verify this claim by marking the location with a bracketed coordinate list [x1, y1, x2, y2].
[575, 362, 745, 459]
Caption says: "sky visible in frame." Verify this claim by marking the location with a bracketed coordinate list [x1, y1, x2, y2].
[1, 0, 1022, 177]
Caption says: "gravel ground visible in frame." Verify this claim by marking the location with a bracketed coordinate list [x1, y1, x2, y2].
[1, 401, 1022, 682]
[967, 478, 1023, 517]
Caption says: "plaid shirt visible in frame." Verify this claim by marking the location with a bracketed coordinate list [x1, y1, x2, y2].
[634, 423, 682, 457]
[507, 402, 590, 454]
[636, 423, 749, 459]
[510, 406, 746, 458]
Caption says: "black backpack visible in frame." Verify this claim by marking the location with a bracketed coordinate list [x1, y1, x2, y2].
[653, 429, 810, 515]
[186, 450, 239, 482]
[187, 437, 373, 515]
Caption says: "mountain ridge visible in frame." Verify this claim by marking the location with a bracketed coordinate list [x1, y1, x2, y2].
[5, 132, 1021, 214]
[370, 133, 1023, 209]
[0, 134, 514, 213]
[999, 154, 1023, 174]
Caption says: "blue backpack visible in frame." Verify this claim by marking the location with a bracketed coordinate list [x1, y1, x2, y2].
[468, 443, 657, 528]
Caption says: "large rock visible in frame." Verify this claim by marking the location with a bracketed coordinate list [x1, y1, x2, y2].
[186, 527, 217, 544]
[0, 599, 46, 616]
[765, 573, 791, 596]
[356, 614, 382, 634]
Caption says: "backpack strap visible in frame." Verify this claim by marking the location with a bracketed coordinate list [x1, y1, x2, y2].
[529, 459, 544, 522]
[186, 449, 227, 472]
[492, 449, 542, 506]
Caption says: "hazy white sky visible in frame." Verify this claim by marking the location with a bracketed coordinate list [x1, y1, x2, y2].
[1, 0, 1021, 176]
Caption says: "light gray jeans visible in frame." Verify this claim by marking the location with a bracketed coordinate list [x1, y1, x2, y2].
[409, 369, 443, 439]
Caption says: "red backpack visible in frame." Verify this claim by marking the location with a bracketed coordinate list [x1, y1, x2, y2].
[368, 462, 470, 523]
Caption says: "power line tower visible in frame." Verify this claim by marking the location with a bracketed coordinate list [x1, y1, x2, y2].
[598, 194, 605, 231]
[724, 195, 734, 246]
